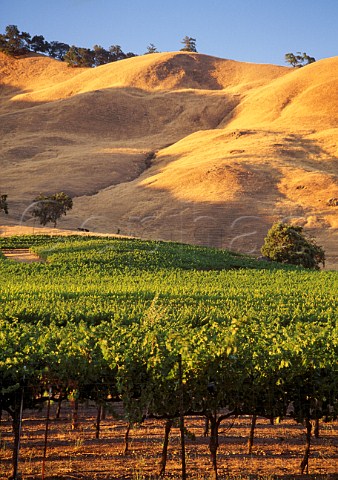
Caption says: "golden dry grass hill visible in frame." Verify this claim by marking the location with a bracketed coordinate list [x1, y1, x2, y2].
[1, 51, 337, 267]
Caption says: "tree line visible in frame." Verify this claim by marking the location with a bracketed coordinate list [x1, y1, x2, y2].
[1, 26, 316, 68]
[0, 25, 198, 67]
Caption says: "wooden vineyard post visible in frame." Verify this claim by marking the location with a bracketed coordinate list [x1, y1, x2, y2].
[248, 414, 257, 454]
[178, 354, 187, 480]
[124, 422, 131, 455]
[300, 417, 312, 474]
[42, 387, 52, 480]
[158, 418, 173, 477]
[95, 404, 102, 439]
[12, 368, 26, 480]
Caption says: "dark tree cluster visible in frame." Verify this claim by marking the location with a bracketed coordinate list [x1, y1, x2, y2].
[0, 24, 137, 67]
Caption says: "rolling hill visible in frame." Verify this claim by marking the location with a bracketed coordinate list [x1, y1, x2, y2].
[1, 51, 337, 267]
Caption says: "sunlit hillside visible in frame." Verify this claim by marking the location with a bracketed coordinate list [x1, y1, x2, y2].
[1, 51, 337, 267]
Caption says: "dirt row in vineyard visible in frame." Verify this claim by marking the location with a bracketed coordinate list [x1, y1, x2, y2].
[1, 248, 42, 263]
[0, 401, 337, 479]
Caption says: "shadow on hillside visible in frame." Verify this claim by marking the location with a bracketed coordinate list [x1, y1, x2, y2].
[0, 83, 50, 115]
[2, 81, 335, 263]
[0, 84, 239, 138]
[1, 82, 239, 225]
[62, 151, 290, 257]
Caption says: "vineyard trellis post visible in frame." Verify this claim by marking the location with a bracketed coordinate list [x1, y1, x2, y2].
[12, 367, 26, 480]
[158, 418, 173, 476]
[300, 417, 312, 474]
[248, 413, 257, 454]
[42, 386, 52, 480]
[178, 354, 187, 480]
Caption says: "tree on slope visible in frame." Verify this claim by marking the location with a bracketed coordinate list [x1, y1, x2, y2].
[31, 192, 73, 227]
[261, 222, 325, 269]
[0, 194, 8, 214]
[180, 36, 197, 52]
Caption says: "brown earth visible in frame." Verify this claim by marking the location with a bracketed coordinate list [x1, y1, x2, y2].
[1, 247, 42, 262]
[0, 51, 337, 267]
[0, 402, 337, 479]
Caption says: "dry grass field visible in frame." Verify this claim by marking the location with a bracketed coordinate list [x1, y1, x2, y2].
[1, 51, 337, 266]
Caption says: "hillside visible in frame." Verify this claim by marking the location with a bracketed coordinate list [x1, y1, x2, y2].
[1, 51, 337, 267]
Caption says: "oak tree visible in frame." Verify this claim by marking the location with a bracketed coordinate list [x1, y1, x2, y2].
[31, 192, 73, 227]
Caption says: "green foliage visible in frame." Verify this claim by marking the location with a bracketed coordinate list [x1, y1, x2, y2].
[109, 44, 127, 61]
[180, 36, 197, 52]
[64, 45, 95, 67]
[0, 25, 30, 56]
[261, 222, 325, 269]
[92, 44, 111, 66]
[31, 192, 73, 227]
[0, 194, 8, 214]
[285, 52, 316, 67]
[0, 234, 337, 472]
[29, 34, 49, 53]
[47, 40, 70, 60]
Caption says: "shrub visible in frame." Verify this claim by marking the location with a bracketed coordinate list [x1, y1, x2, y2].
[261, 222, 325, 269]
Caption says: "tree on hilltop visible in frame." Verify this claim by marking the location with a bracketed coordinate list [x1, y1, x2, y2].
[48, 41, 70, 60]
[64, 46, 95, 67]
[0, 25, 30, 56]
[109, 44, 126, 61]
[180, 36, 197, 52]
[31, 192, 73, 227]
[261, 222, 325, 269]
[285, 52, 316, 67]
[0, 24, 137, 65]
[92, 44, 111, 66]
[145, 43, 159, 54]
[29, 34, 49, 54]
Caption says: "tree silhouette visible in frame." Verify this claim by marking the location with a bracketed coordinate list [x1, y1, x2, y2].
[180, 36, 197, 52]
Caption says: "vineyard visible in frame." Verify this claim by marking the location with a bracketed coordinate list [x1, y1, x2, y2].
[0, 235, 337, 479]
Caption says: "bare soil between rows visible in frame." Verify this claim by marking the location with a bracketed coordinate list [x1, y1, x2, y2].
[1, 248, 42, 263]
[0, 402, 337, 479]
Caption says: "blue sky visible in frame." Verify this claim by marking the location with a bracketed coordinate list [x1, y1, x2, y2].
[1, 0, 337, 65]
